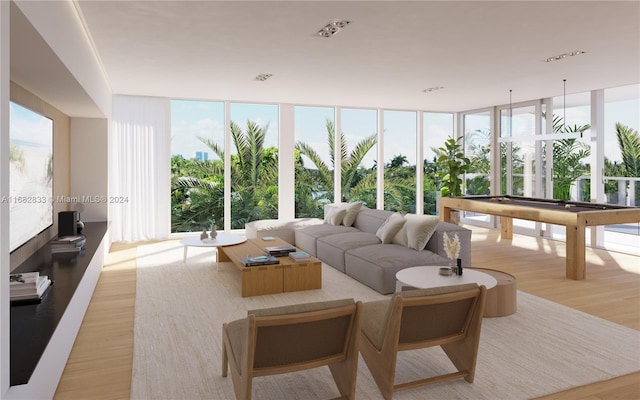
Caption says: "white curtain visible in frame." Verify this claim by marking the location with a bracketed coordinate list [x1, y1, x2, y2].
[110, 95, 170, 242]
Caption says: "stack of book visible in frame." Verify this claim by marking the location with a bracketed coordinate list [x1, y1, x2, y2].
[10, 272, 52, 305]
[50, 235, 86, 254]
[288, 251, 311, 262]
[241, 255, 280, 267]
[264, 245, 297, 257]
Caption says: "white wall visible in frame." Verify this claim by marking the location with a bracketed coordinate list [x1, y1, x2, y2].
[71, 118, 109, 222]
[2, 3, 112, 398]
[1, 0, 11, 396]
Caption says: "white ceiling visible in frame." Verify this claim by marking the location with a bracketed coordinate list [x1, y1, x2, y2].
[15, 1, 640, 114]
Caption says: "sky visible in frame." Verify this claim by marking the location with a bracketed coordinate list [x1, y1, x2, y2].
[170, 86, 639, 167]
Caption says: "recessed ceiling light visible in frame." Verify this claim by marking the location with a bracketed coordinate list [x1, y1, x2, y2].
[317, 19, 350, 37]
[255, 74, 273, 81]
[423, 86, 444, 93]
[544, 50, 586, 62]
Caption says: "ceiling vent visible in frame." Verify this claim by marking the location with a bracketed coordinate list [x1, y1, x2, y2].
[317, 19, 350, 37]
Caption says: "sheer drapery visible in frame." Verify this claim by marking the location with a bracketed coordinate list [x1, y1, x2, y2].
[110, 95, 170, 242]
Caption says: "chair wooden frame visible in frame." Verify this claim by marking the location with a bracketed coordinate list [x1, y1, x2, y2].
[222, 301, 362, 400]
[359, 286, 486, 400]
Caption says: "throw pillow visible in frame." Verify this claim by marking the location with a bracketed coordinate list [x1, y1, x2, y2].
[391, 224, 408, 247]
[341, 202, 362, 227]
[326, 207, 347, 226]
[376, 213, 407, 244]
[323, 205, 339, 224]
[401, 214, 440, 251]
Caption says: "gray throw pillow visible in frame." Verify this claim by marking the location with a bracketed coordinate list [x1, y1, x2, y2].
[376, 213, 407, 244]
[341, 202, 362, 227]
[326, 207, 347, 225]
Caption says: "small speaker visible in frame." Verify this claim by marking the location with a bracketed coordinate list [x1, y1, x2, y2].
[58, 211, 78, 237]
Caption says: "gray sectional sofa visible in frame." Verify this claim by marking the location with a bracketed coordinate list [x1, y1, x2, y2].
[245, 205, 471, 294]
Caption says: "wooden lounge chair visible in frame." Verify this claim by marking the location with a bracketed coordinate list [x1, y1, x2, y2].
[222, 298, 362, 400]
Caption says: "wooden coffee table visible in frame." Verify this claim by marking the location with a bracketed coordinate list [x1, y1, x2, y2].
[217, 237, 322, 297]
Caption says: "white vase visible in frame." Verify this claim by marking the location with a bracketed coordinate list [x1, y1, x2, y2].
[210, 225, 217, 239]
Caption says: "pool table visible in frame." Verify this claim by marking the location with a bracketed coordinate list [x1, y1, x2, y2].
[438, 195, 640, 280]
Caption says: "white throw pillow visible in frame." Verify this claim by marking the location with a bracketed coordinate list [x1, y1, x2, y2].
[392, 224, 409, 247]
[341, 202, 362, 227]
[398, 214, 440, 251]
[376, 213, 407, 244]
[326, 207, 347, 226]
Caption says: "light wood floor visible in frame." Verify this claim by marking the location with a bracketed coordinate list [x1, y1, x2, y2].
[53, 228, 640, 400]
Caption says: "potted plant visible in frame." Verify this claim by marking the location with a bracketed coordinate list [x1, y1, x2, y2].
[436, 136, 471, 197]
[436, 136, 471, 223]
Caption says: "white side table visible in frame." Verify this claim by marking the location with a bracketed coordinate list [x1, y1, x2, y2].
[180, 233, 247, 269]
[395, 266, 497, 292]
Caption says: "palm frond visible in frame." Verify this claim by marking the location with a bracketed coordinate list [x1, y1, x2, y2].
[616, 123, 640, 177]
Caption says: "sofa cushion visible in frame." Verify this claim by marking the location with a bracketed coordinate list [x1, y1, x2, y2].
[393, 214, 440, 251]
[376, 213, 407, 244]
[245, 218, 323, 245]
[295, 224, 358, 256]
[345, 244, 450, 294]
[316, 231, 381, 272]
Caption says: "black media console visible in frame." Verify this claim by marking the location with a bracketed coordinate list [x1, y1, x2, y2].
[10, 222, 108, 386]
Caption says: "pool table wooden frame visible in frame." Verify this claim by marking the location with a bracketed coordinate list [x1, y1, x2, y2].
[439, 195, 640, 280]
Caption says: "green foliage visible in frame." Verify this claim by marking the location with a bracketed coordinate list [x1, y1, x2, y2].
[435, 136, 471, 197]
[171, 120, 279, 231]
[551, 115, 591, 200]
[295, 119, 380, 214]
[615, 123, 640, 178]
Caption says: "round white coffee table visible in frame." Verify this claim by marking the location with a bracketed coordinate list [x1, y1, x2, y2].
[395, 266, 497, 292]
[180, 233, 247, 269]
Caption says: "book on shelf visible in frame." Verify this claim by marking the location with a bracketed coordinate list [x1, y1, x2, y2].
[10, 274, 52, 304]
[50, 237, 86, 254]
[51, 245, 86, 254]
[288, 251, 311, 261]
[51, 235, 85, 244]
[241, 255, 280, 267]
[10, 272, 40, 288]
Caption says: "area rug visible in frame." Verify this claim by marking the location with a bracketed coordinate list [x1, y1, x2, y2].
[131, 240, 640, 400]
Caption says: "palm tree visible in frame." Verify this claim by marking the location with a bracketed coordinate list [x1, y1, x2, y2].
[613, 123, 640, 205]
[551, 115, 591, 200]
[173, 120, 279, 230]
[295, 120, 377, 213]
[615, 123, 640, 177]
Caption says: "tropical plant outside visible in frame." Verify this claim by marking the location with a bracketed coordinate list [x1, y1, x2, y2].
[550, 115, 591, 200]
[170, 116, 635, 231]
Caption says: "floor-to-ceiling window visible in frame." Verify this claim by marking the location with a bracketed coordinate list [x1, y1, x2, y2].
[170, 99, 225, 232]
[229, 103, 279, 229]
[294, 106, 334, 218]
[462, 110, 492, 224]
[603, 84, 640, 252]
[341, 108, 378, 207]
[383, 110, 416, 213]
[423, 112, 453, 214]
[551, 91, 591, 202]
